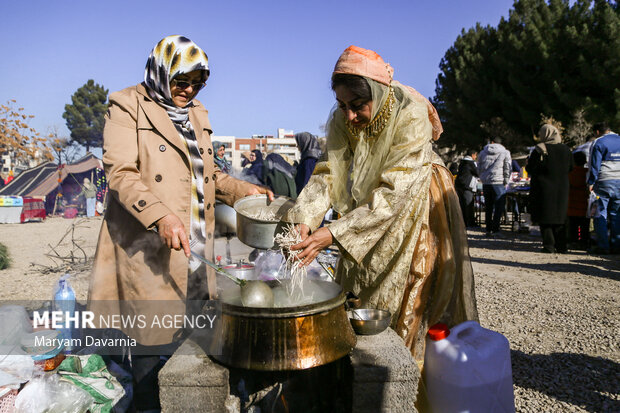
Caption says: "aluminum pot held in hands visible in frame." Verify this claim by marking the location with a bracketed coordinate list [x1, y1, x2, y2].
[233, 195, 296, 249]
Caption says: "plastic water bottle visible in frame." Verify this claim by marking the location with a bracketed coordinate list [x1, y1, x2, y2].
[53, 274, 76, 352]
[424, 320, 515, 413]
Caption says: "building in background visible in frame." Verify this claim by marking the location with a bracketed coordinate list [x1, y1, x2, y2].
[1, 146, 46, 176]
[213, 129, 304, 172]
[277, 128, 294, 139]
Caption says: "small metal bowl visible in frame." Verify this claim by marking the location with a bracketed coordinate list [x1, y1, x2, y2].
[347, 308, 392, 335]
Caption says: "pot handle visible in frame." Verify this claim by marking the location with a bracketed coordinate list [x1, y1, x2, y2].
[345, 291, 361, 309]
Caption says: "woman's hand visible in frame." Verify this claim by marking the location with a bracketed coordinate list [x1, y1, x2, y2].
[298, 224, 311, 240]
[245, 185, 275, 201]
[156, 214, 190, 257]
[289, 226, 333, 266]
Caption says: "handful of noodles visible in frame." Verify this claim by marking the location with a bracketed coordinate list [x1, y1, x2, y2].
[274, 224, 307, 298]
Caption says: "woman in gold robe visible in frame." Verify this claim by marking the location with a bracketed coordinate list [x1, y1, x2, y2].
[287, 46, 478, 366]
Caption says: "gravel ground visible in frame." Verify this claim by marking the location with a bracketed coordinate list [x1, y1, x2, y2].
[469, 228, 619, 413]
[0, 218, 618, 411]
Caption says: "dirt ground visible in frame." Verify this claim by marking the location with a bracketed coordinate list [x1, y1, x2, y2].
[0, 216, 618, 411]
[0, 217, 102, 302]
[4, 217, 616, 303]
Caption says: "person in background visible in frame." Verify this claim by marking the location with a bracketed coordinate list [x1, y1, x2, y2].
[455, 149, 479, 227]
[575, 134, 597, 165]
[4, 171, 14, 185]
[527, 124, 573, 253]
[511, 159, 522, 178]
[587, 122, 620, 254]
[87, 35, 272, 412]
[240, 151, 251, 168]
[294, 132, 322, 195]
[242, 149, 264, 184]
[567, 151, 590, 250]
[263, 152, 297, 198]
[213, 141, 231, 174]
[79, 177, 97, 217]
[477, 137, 511, 235]
[448, 162, 459, 177]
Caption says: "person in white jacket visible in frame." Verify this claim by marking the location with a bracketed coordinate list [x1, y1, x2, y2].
[478, 137, 512, 234]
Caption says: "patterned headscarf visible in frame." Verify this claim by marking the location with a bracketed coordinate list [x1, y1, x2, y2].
[144, 35, 209, 124]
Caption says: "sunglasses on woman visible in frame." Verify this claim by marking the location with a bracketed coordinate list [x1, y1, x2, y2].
[171, 78, 205, 92]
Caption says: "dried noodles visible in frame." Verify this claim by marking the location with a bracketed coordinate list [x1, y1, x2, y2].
[274, 224, 307, 299]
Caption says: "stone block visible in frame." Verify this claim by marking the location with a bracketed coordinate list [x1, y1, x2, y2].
[350, 328, 419, 413]
[159, 338, 230, 412]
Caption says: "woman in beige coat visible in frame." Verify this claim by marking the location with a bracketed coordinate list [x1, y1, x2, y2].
[88, 35, 271, 411]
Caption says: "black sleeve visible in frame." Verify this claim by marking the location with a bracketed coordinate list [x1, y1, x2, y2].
[469, 162, 479, 177]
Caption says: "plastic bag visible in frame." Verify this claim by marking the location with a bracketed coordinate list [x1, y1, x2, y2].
[0, 355, 34, 388]
[469, 176, 478, 192]
[254, 250, 286, 281]
[0, 306, 33, 347]
[587, 192, 600, 218]
[14, 373, 94, 413]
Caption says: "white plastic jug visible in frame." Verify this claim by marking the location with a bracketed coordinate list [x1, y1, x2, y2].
[424, 320, 515, 413]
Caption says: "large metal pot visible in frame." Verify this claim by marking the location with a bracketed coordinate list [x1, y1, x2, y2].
[212, 281, 356, 371]
[233, 195, 296, 249]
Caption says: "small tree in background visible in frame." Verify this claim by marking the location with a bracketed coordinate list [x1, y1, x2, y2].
[63, 80, 108, 152]
[564, 108, 593, 148]
[48, 125, 82, 165]
[0, 100, 53, 169]
[539, 114, 565, 136]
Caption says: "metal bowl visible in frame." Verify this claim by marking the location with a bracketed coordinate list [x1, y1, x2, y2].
[233, 195, 296, 249]
[347, 308, 392, 335]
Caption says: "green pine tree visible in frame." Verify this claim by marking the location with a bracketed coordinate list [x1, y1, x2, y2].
[433, 0, 620, 152]
[63, 80, 108, 152]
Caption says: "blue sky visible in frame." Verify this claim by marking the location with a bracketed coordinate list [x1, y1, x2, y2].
[1, 0, 516, 145]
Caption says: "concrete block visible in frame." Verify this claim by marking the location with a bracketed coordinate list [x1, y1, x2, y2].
[350, 328, 419, 413]
[352, 381, 417, 413]
[160, 386, 229, 412]
[160, 338, 230, 412]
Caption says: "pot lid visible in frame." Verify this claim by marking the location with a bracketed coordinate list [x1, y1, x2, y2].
[223, 263, 255, 269]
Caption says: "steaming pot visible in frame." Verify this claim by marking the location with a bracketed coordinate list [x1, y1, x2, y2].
[212, 281, 356, 371]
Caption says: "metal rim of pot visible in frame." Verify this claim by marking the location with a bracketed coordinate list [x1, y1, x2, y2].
[220, 290, 346, 319]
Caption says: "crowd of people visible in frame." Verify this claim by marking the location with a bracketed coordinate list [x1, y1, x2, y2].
[234, 131, 323, 199]
[453, 122, 619, 255]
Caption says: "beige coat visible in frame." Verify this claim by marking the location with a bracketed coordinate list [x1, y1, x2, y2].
[88, 84, 252, 345]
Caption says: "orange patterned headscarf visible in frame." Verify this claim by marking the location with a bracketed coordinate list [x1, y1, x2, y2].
[333, 45, 394, 86]
[333, 45, 443, 141]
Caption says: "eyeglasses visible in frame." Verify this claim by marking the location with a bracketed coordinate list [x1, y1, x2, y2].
[171, 78, 205, 92]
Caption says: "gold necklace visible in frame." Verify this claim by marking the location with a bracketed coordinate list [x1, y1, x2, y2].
[346, 86, 395, 141]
